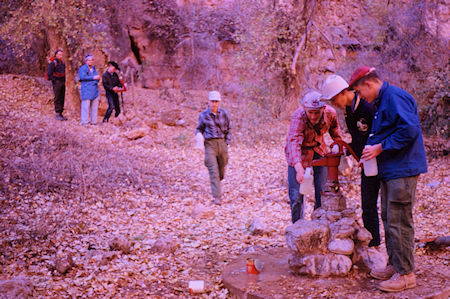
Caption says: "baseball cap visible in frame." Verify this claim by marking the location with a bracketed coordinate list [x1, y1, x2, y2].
[208, 90, 221, 101]
[349, 66, 376, 87]
[302, 91, 325, 110]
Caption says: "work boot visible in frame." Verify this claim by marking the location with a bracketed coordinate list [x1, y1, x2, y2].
[379, 272, 416, 292]
[370, 265, 395, 280]
[213, 197, 221, 205]
[56, 113, 68, 121]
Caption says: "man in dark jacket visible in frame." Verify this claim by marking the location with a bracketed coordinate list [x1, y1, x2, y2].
[102, 61, 122, 122]
[47, 49, 67, 121]
[322, 74, 381, 247]
[352, 66, 427, 292]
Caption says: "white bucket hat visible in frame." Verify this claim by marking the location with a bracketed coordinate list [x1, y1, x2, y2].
[302, 91, 325, 110]
[322, 75, 349, 100]
[208, 90, 221, 101]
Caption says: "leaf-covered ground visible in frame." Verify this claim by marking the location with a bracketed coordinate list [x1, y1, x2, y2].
[0, 75, 448, 298]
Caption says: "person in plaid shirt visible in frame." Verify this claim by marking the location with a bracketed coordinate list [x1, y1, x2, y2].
[285, 91, 343, 223]
[196, 91, 231, 205]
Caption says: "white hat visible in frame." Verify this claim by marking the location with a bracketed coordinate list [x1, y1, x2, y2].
[302, 91, 325, 110]
[208, 90, 221, 101]
[322, 75, 349, 100]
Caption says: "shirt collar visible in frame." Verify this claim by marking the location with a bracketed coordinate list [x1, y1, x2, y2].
[351, 93, 360, 112]
[375, 81, 389, 106]
[207, 107, 220, 115]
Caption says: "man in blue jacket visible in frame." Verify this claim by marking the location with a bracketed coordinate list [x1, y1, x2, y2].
[351, 66, 427, 292]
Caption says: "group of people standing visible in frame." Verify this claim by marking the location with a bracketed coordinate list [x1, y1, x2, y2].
[46, 49, 123, 125]
[195, 67, 427, 293]
[286, 66, 427, 293]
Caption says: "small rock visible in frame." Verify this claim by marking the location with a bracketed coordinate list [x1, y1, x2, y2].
[161, 109, 183, 126]
[100, 252, 119, 266]
[55, 254, 74, 274]
[328, 239, 354, 255]
[125, 127, 148, 140]
[426, 181, 440, 188]
[248, 217, 269, 235]
[341, 208, 357, 219]
[191, 203, 215, 220]
[109, 236, 131, 254]
[151, 237, 178, 254]
[355, 227, 372, 245]
[311, 208, 326, 220]
[325, 211, 342, 222]
[330, 224, 355, 239]
[0, 277, 33, 298]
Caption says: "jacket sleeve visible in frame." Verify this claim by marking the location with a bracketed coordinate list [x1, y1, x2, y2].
[224, 111, 232, 145]
[328, 110, 343, 142]
[79, 65, 95, 82]
[47, 61, 55, 81]
[195, 113, 205, 136]
[381, 94, 420, 151]
[102, 72, 114, 92]
[286, 110, 305, 166]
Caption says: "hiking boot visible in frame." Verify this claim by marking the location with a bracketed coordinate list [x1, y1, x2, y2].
[379, 272, 416, 292]
[213, 197, 221, 205]
[370, 265, 395, 280]
[56, 113, 68, 121]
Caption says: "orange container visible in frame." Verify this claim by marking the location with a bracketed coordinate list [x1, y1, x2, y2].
[246, 258, 260, 274]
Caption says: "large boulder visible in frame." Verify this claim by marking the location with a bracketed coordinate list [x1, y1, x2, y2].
[289, 253, 352, 277]
[285, 219, 330, 254]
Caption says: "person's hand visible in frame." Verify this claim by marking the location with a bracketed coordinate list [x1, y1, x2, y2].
[294, 162, 305, 184]
[112, 86, 120, 92]
[361, 144, 382, 160]
[94, 75, 100, 80]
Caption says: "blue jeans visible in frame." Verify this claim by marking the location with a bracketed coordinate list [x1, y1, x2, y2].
[288, 157, 328, 223]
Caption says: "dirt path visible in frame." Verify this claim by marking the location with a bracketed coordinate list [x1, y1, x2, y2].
[0, 75, 448, 298]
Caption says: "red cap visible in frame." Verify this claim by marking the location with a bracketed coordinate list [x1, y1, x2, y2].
[349, 66, 376, 87]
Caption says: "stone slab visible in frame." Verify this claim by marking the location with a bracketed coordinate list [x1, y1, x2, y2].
[222, 247, 449, 299]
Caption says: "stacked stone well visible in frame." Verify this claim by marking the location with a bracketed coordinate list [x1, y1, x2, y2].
[285, 192, 386, 277]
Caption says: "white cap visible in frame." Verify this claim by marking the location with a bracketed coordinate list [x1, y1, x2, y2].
[322, 75, 349, 100]
[208, 90, 221, 101]
[302, 91, 325, 110]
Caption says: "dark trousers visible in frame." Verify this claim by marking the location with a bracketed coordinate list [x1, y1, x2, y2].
[381, 175, 418, 275]
[288, 153, 328, 223]
[52, 80, 65, 114]
[204, 139, 228, 199]
[361, 170, 381, 247]
[103, 91, 120, 121]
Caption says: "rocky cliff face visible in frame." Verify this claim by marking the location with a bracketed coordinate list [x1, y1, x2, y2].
[1, 0, 448, 115]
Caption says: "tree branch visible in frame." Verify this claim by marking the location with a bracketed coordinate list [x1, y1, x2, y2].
[312, 21, 336, 60]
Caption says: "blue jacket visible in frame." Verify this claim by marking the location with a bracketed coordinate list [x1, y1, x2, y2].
[367, 82, 427, 180]
[78, 64, 99, 100]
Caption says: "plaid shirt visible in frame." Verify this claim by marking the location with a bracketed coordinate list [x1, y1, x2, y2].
[285, 105, 343, 167]
[196, 107, 231, 144]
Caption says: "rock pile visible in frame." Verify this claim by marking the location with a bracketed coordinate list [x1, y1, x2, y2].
[285, 192, 386, 277]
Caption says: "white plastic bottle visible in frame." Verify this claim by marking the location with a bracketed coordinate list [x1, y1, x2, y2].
[362, 145, 378, 176]
[194, 133, 204, 150]
[300, 167, 314, 195]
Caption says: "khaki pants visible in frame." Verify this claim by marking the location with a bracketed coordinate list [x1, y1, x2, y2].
[381, 175, 418, 275]
[204, 139, 228, 199]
